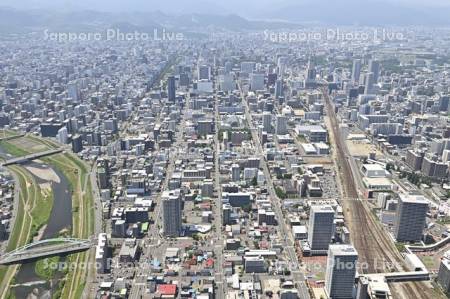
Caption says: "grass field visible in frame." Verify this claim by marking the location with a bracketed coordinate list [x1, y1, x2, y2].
[35, 256, 60, 280]
[0, 141, 29, 157]
[0, 165, 47, 298]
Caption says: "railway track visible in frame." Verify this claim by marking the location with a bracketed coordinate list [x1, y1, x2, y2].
[323, 88, 436, 299]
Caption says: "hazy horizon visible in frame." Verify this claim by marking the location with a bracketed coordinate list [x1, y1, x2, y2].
[2, 0, 450, 27]
[1, 0, 450, 17]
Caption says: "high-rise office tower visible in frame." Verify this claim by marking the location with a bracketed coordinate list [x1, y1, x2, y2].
[231, 164, 240, 182]
[162, 190, 182, 237]
[439, 95, 450, 112]
[304, 58, 317, 88]
[268, 73, 278, 86]
[368, 59, 380, 83]
[308, 205, 335, 251]
[438, 255, 450, 293]
[356, 276, 369, 299]
[198, 65, 211, 80]
[222, 203, 232, 226]
[262, 112, 272, 132]
[220, 74, 234, 92]
[275, 79, 283, 98]
[394, 193, 428, 242]
[351, 59, 362, 84]
[325, 244, 358, 299]
[277, 56, 287, 76]
[167, 75, 176, 101]
[241, 61, 255, 74]
[250, 73, 265, 91]
[307, 59, 317, 81]
[68, 82, 79, 101]
[275, 115, 287, 135]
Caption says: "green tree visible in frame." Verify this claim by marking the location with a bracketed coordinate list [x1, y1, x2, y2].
[275, 187, 287, 199]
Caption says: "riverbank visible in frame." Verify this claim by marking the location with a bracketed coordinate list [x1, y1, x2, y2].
[43, 152, 95, 299]
[0, 134, 95, 299]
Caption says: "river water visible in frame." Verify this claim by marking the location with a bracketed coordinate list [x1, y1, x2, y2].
[0, 147, 73, 298]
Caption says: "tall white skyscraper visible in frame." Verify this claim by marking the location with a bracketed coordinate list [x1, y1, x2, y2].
[364, 72, 375, 95]
[308, 205, 335, 251]
[325, 244, 358, 299]
[277, 56, 287, 76]
[394, 193, 428, 242]
[56, 126, 68, 144]
[162, 190, 182, 237]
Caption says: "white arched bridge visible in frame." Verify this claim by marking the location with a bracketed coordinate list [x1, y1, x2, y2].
[0, 238, 93, 265]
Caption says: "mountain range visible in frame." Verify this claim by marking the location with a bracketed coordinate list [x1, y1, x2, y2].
[0, 7, 301, 34]
[2, 0, 450, 35]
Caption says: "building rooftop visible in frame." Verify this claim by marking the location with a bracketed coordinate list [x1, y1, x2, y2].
[399, 193, 429, 205]
[329, 244, 358, 256]
[310, 205, 334, 213]
[158, 284, 177, 296]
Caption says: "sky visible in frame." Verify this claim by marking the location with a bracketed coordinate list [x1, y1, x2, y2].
[1, 0, 450, 26]
[1, 0, 449, 14]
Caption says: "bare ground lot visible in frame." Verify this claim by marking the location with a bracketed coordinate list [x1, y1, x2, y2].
[9, 137, 48, 153]
[25, 165, 60, 183]
[346, 140, 381, 157]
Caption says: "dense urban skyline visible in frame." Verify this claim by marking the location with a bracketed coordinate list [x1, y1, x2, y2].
[0, 2, 450, 299]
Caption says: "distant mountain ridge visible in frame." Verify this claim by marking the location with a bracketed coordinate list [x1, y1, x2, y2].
[0, 7, 301, 34]
[2, 0, 450, 28]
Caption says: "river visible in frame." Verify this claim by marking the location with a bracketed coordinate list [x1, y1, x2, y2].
[0, 146, 73, 298]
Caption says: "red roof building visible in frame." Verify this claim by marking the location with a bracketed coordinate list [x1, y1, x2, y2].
[205, 258, 214, 268]
[158, 284, 177, 296]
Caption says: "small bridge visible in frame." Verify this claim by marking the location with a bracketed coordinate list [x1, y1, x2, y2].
[1, 149, 63, 166]
[0, 238, 92, 265]
[0, 134, 25, 142]
[405, 236, 450, 253]
[361, 270, 430, 283]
